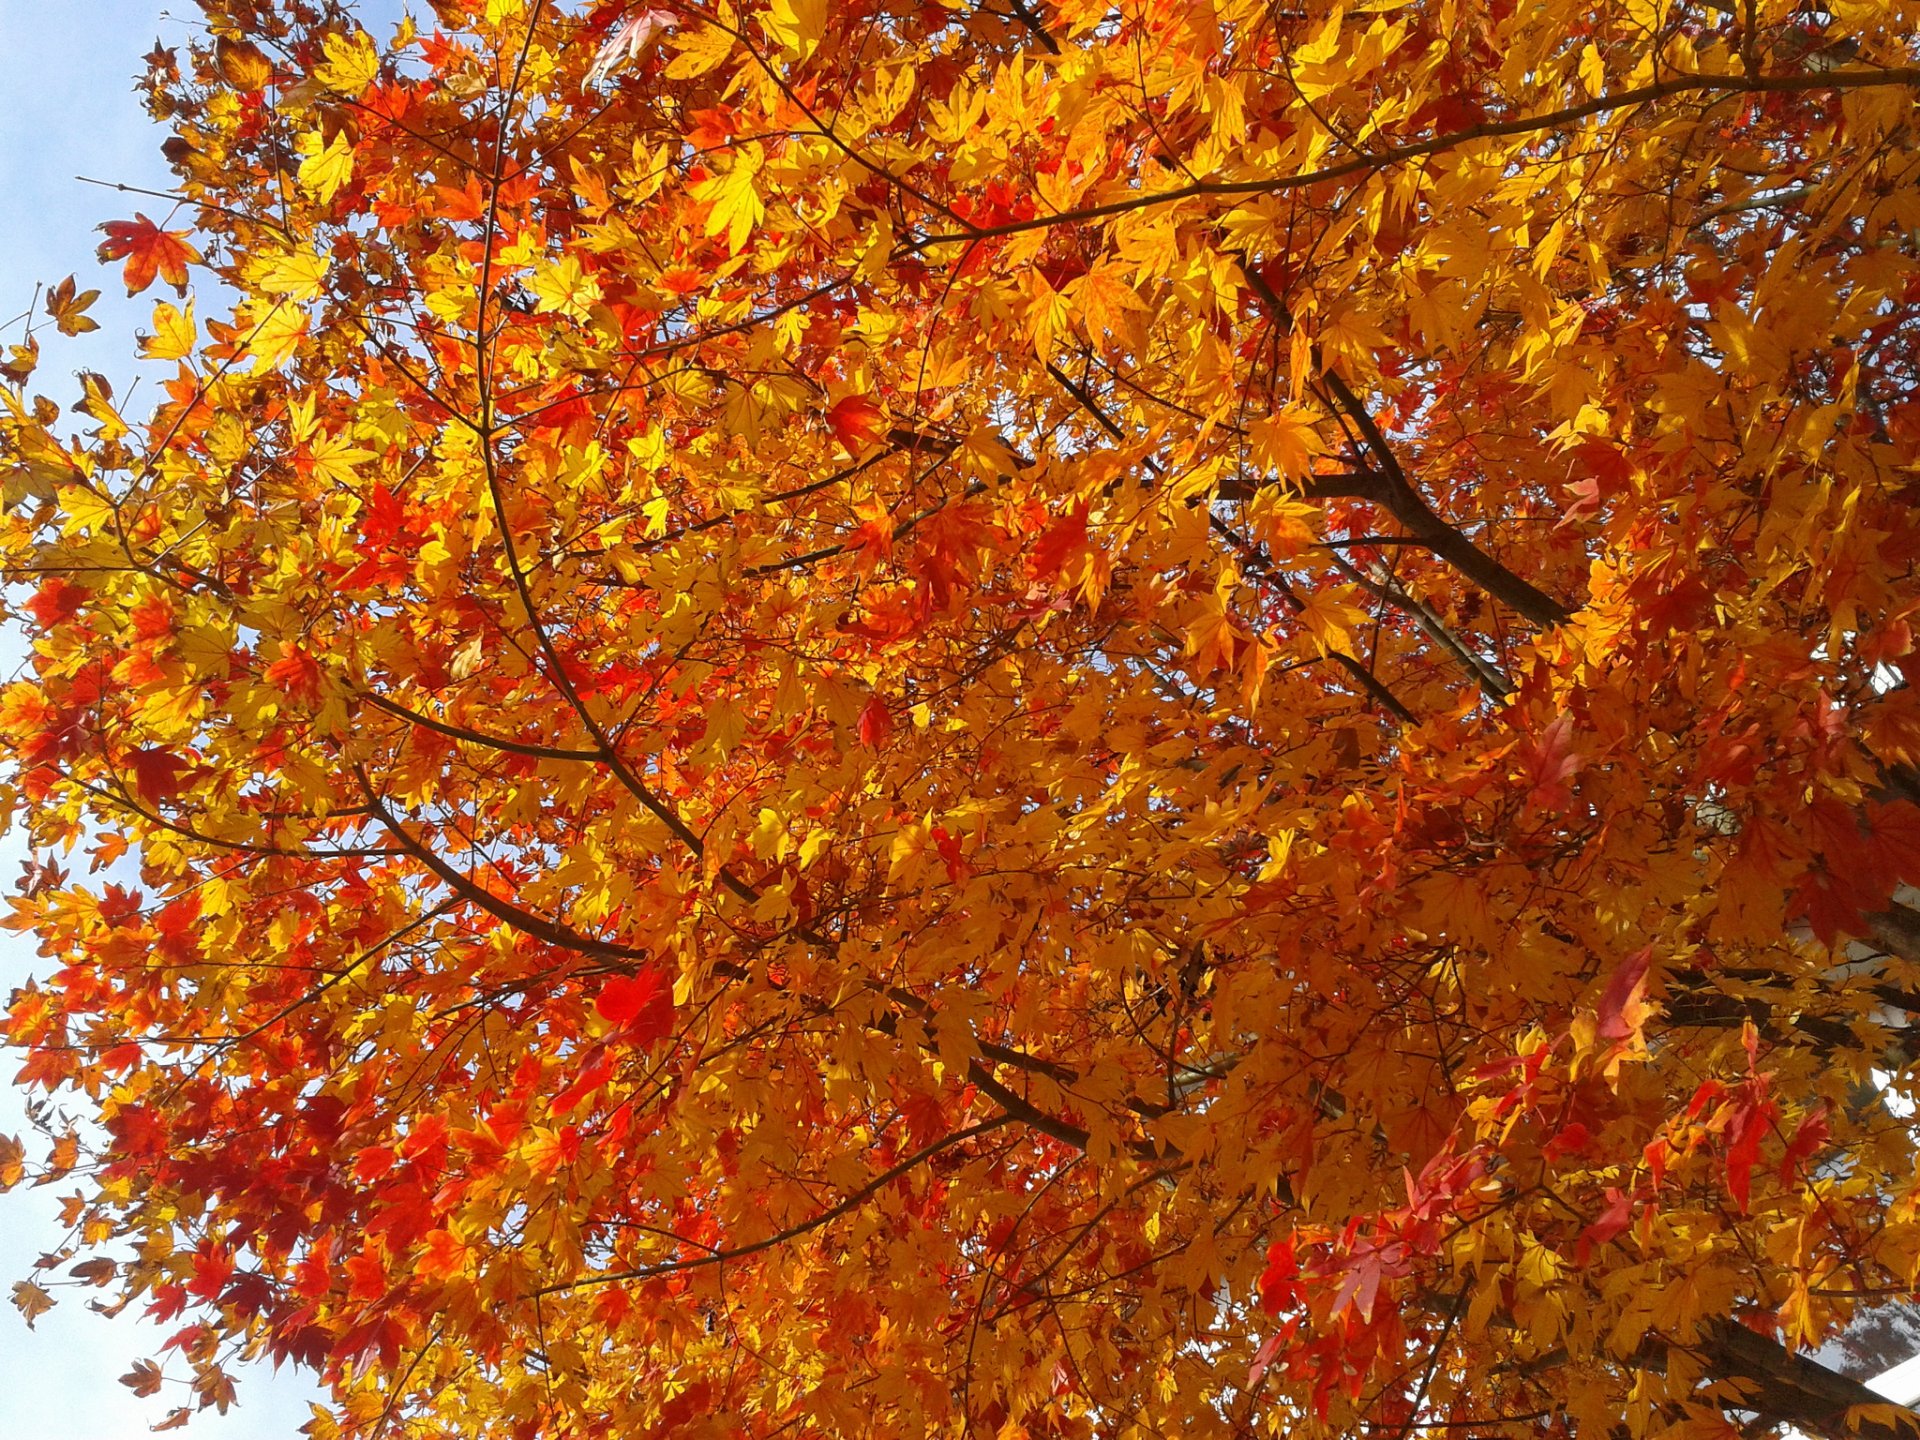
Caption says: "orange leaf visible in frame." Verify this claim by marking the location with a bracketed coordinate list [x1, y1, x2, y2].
[825, 393, 887, 453]
[96, 214, 200, 296]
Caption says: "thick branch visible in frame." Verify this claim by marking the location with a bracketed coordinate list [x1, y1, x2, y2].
[1696, 1317, 1920, 1440]
[1233, 260, 1572, 629]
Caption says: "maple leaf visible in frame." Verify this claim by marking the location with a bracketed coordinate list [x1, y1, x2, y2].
[825, 393, 887, 453]
[296, 128, 355, 205]
[1578, 1188, 1635, 1255]
[11, 1281, 54, 1327]
[1248, 406, 1326, 483]
[586, 7, 677, 85]
[595, 969, 674, 1043]
[301, 431, 377, 487]
[1067, 263, 1146, 339]
[96, 214, 199, 296]
[264, 646, 323, 705]
[25, 576, 90, 629]
[1778, 1104, 1832, 1182]
[127, 749, 189, 806]
[1595, 946, 1653, 1044]
[315, 29, 379, 96]
[1722, 1089, 1780, 1214]
[765, 0, 829, 59]
[1517, 713, 1582, 811]
[1030, 502, 1090, 582]
[529, 256, 604, 321]
[857, 694, 893, 748]
[664, 22, 735, 78]
[1259, 1237, 1300, 1313]
[416, 1228, 473, 1282]
[43, 275, 101, 336]
[1293, 588, 1368, 658]
[691, 144, 764, 253]
[214, 36, 273, 91]
[140, 299, 196, 361]
[1327, 1246, 1387, 1323]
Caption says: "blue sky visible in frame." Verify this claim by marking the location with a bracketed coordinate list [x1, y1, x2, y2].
[1, 4, 330, 1432]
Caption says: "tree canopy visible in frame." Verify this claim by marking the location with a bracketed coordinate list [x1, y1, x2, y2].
[6, 0, 1920, 1436]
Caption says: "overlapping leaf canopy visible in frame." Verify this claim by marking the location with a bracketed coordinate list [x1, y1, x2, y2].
[6, 0, 1920, 1436]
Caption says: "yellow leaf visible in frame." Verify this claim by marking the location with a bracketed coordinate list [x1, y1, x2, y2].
[701, 697, 748, 758]
[43, 275, 100, 336]
[1185, 592, 1240, 673]
[1293, 588, 1369, 657]
[10, 1280, 53, 1327]
[665, 23, 735, 79]
[1578, 43, 1605, 98]
[141, 299, 197, 361]
[528, 255, 603, 321]
[1067, 264, 1148, 339]
[257, 248, 330, 304]
[246, 302, 309, 374]
[1027, 275, 1074, 360]
[1248, 406, 1325, 482]
[691, 144, 764, 254]
[0, 1133, 23, 1190]
[1319, 304, 1389, 367]
[958, 424, 1018, 481]
[304, 432, 377, 487]
[315, 29, 380, 96]
[765, 0, 828, 60]
[296, 128, 354, 205]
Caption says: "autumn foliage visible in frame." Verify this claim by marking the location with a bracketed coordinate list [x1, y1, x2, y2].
[6, 0, 1920, 1437]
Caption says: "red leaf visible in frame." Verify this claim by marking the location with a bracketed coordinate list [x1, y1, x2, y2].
[128, 749, 189, 805]
[1723, 1092, 1779, 1212]
[657, 264, 706, 296]
[1596, 946, 1652, 1043]
[825, 394, 887, 453]
[550, 1053, 615, 1116]
[1777, 1103, 1831, 1183]
[1030, 502, 1090, 582]
[97, 213, 200, 296]
[1328, 1246, 1384, 1322]
[932, 825, 967, 884]
[1868, 799, 1920, 873]
[25, 577, 91, 630]
[595, 968, 673, 1043]
[1788, 871, 1858, 947]
[857, 694, 892, 749]
[1517, 712, 1581, 811]
[1248, 1329, 1287, 1388]
[264, 647, 322, 705]
[1579, 1187, 1634, 1252]
[887, 1090, 941, 1147]
[1258, 1236, 1299, 1313]
[1542, 1120, 1591, 1163]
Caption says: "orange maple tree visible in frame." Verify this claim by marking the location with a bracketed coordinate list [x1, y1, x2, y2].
[6, 1, 1920, 1436]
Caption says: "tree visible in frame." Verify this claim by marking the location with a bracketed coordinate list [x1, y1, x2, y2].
[4, 0, 1920, 1435]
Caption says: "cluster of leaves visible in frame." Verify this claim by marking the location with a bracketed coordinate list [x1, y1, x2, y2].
[4, 0, 1920, 1437]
